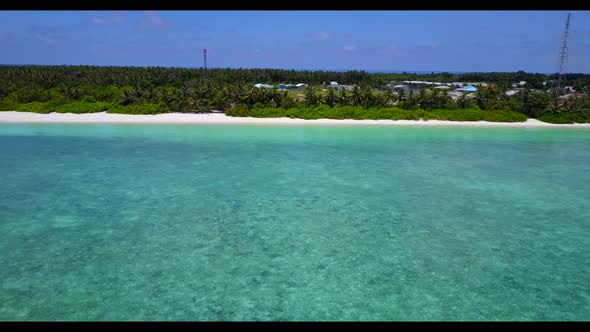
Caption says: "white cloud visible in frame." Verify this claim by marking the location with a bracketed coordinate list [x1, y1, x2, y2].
[144, 11, 163, 26]
[343, 45, 357, 51]
[93, 12, 122, 26]
[309, 31, 330, 41]
[35, 34, 55, 46]
[93, 18, 106, 25]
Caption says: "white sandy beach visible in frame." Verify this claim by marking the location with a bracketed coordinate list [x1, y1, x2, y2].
[1, 111, 590, 127]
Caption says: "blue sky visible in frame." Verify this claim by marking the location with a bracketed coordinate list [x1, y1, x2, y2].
[0, 11, 589, 73]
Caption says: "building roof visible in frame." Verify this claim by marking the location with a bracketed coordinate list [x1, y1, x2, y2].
[403, 80, 430, 85]
[562, 93, 588, 99]
[254, 83, 274, 89]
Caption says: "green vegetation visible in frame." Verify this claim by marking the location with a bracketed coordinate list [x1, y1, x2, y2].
[538, 112, 590, 124]
[53, 101, 111, 114]
[0, 99, 19, 112]
[226, 105, 528, 122]
[10, 101, 168, 115]
[107, 103, 169, 115]
[16, 102, 53, 114]
[0, 65, 589, 123]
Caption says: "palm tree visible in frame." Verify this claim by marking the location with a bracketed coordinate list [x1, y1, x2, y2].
[544, 95, 563, 115]
[396, 89, 405, 103]
[351, 86, 362, 106]
[564, 100, 577, 114]
[416, 89, 427, 109]
[474, 89, 487, 110]
[140, 88, 154, 103]
[325, 87, 336, 107]
[121, 89, 137, 106]
[187, 95, 202, 112]
[382, 89, 395, 107]
[338, 88, 349, 106]
[431, 88, 444, 109]
[304, 85, 318, 107]
[133, 87, 143, 101]
[457, 93, 468, 109]
[360, 85, 374, 108]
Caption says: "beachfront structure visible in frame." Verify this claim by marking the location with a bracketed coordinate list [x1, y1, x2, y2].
[447, 91, 463, 100]
[447, 89, 477, 100]
[449, 82, 487, 87]
[400, 81, 487, 87]
[403, 80, 431, 85]
[391, 84, 411, 91]
[278, 83, 301, 90]
[560, 92, 587, 100]
[506, 88, 526, 96]
[434, 85, 451, 90]
[253, 83, 274, 89]
[291, 83, 306, 91]
[397, 81, 489, 90]
[337, 84, 355, 91]
[460, 85, 478, 92]
[513, 81, 527, 87]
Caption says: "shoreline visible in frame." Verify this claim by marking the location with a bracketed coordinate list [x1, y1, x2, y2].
[1, 111, 590, 128]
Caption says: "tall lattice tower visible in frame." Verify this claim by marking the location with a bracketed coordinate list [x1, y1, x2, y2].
[557, 13, 571, 91]
[203, 48, 208, 70]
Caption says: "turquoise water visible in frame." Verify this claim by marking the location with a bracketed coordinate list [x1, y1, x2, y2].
[0, 123, 589, 321]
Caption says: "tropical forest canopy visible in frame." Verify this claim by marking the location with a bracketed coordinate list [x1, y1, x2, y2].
[0, 65, 589, 123]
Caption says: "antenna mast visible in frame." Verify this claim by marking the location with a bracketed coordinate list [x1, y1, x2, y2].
[203, 48, 207, 70]
[557, 13, 571, 92]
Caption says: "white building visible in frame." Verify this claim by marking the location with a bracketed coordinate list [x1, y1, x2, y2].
[513, 81, 527, 88]
[337, 84, 355, 91]
[506, 89, 522, 96]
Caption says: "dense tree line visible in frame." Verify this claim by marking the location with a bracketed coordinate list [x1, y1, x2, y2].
[0, 65, 373, 89]
[0, 65, 589, 123]
[2, 65, 590, 91]
[226, 105, 528, 122]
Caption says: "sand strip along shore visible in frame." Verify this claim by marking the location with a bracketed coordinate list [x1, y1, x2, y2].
[1, 111, 590, 127]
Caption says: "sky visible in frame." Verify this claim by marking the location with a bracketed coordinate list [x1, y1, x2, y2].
[0, 10, 589, 73]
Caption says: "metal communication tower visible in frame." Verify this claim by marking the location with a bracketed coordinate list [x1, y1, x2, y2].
[557, 13, 571, 91]
[203, 49, 207, 70]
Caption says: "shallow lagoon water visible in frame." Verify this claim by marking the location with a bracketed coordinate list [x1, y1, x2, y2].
[0, 123, 589, 321]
